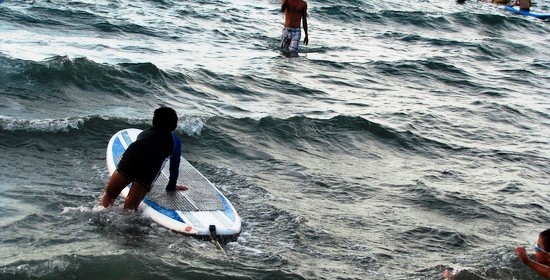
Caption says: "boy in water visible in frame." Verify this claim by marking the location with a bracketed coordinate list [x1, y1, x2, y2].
[280, 0, 309, 56]
[516, 229, 550, 279]
[513, 0, 531, 11]
[100, 107, 187, 211]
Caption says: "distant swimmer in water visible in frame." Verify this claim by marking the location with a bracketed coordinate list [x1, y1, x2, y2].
[511, 0, 531, 11]
[480, 0, 512, 4]
[459, 0, 511, 5]
[516, 229, 550, 279]
[443, 267, 488, 280]
[280, 0, 309, 56]
[443, 268, 458, 280]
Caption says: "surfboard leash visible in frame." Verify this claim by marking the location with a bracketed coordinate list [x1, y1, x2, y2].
[209, 225, 227, 254]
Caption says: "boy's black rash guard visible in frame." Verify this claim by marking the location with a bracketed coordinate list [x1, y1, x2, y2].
[117, 127, 181, 191]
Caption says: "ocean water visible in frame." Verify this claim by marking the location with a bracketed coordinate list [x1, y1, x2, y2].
[1, 0, 549, 279]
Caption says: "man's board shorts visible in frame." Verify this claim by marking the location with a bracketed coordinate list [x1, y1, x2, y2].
[117, 128, 176, 191]
[281, 27, 301, 54]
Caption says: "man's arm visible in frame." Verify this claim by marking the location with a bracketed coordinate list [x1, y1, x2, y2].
[302, 3, 308, 45]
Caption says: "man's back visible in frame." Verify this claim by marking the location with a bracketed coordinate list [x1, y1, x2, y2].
[282, 0, 307, 28]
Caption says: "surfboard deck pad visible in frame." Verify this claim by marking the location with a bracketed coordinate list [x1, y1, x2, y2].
[149, 158, 225, 211]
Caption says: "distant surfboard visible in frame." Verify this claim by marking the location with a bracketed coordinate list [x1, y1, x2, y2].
[106, 128, 241, 239]
[504, 5, 550, 20]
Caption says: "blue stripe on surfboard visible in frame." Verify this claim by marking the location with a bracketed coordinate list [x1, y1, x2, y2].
[112, 137, 125, 166]
[217, 192, 236, 222]
[212, 211, 232, 228]
[181, 211, 204, 229]
[143, 197, 185, 223]
[121, 130, 134, 146]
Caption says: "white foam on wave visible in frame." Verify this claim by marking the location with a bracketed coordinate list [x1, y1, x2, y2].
[0, 117, 84, 132]
[179, 116, 206, 136]
[60, 206, 91, 214]
[7, 258, 72, 278]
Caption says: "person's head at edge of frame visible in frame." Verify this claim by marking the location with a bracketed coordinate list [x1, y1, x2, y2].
[535, 229, 550, 265]
[153, 107, 178, 132]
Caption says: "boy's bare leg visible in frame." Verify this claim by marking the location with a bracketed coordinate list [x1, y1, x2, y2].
[100, 171, 131, 207]
[124, 182, 149, 210]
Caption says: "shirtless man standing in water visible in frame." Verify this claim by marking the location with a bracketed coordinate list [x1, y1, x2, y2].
[281, 0, 308, 56]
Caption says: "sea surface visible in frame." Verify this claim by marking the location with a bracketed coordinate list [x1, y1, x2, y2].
[1, 0, 549, 279]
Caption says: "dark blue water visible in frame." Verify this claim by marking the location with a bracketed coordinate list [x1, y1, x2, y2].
[1, 0, 549, 279]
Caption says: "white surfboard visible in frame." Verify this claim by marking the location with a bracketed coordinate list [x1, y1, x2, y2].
[106, 128, 241, 239]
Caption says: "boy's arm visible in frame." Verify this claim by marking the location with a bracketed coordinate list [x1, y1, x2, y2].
[166, 134, 182, 191]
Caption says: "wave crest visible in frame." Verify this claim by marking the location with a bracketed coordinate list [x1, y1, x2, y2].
[0, 115, 206, 136]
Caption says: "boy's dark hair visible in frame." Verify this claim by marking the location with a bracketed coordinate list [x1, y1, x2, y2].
[153, 107, 178, 131]
[541, 229, 550, 249]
